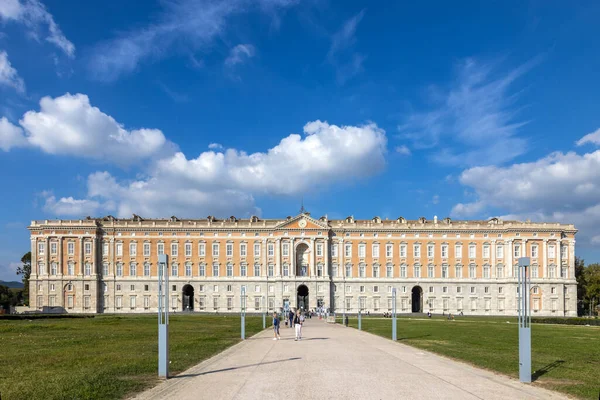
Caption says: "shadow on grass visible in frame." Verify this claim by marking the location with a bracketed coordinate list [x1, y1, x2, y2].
[398, 334, 431, 341]
[172, 357, 302, 378]
[532, 360, 565, 382]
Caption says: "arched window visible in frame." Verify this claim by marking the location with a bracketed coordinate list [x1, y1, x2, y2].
[128, 262, 136, 277]
[400, 263, 407, 278]
[345, 263, 352, 277]
[185, 262, 192, 277]
[427, 264, 435, 278]
[483, 264, 490, 279]
[496, 263, 504, 278]
[171, 263, 178, 277]
[359, 263, 366, 278]
[469, 263, 476, 278]
[531, 263, 539, 278]
[116, 262, 123, 277]
[386, 263, 393, 278]
[241, 263, 248, 277]
[144, 262, 151, 276]
[372, 263, 379, 278]
[455, 264, 463, 279]
[50, 262, 58, 275]
[413, 263, 420, 278]
[199, 262, 206, 276]
[226, 262, 233, 277]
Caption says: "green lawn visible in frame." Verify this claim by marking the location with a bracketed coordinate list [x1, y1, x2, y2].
[0, 314, 264, 400]
[337, 315, 600, 399]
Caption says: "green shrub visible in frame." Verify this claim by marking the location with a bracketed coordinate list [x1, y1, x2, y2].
[531, 317, 600, 326]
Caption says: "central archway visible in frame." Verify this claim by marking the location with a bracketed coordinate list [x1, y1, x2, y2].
[296, 243, 309, 276]
[297, 284, 309, 311]
[411, 286, 423, 313]
[182, 284, 194, 311]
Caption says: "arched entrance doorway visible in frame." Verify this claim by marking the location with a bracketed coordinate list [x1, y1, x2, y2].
[297, 284, 309, 311]
[182, 284, 194, 311]
[296, 243, 309, 276]
[411, 286, 423, 313]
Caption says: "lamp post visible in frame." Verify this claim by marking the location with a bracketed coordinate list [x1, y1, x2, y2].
[241, 285, 246, 339]
[518, 257, 531, 383]
[262, 295, 266, 329]
[392, 288, 397, 341]
[157, 254, 169, 379]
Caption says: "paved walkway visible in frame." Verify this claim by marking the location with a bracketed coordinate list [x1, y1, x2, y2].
[133, 319, 569, 400]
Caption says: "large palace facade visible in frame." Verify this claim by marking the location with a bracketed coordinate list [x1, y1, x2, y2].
[28, 213, 577, 317]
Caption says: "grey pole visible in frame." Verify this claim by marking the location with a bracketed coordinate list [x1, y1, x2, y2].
[262, 295, 266, 329]
[241, 285, 246, 339]
[392, 288, 397, 341]
[342, 277, 346, 326]
[358, 309, 362, 330]
[518, 257, 531, 383]
[158, 254, 169, 379]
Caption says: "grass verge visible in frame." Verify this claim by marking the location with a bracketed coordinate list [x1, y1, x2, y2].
[0, 314, 263, 400]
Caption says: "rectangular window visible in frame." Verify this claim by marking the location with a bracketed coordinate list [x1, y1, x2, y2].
[531, 245, 538, 258]
[483, 266, 490, 279]
[345, 244, 352, 257]
[428, 265, 434, 278]
[254, 264, 260, 276]
[171, 264, 178, 277]
[268, 264, 274, 277]
[400, 265, 407, 278]
[226, 243, 233, 257]
[455, 265, 463, 278]
[199, 263, 206, 276]
[345, 264, 352, 277]
[116, 263, 123, 276]
[116, 243, 123, 256]
[414, 264, 421, 278]
[85, 263, 92, 276]
[414, 245, 421, 258]
[442, 265, 448, 278]
[514, 245, 521, 258]
[157, 243, 164, 255]
[372, 264, 379, 277]
[283, 264, 289, 276]
[400, 244, 407, 258]
[38, 242, 45, 255]
[103, 242, 109, 256]
[332, 264, 338, 277]
[199, 243, 206, 256]
[254, 243, 261, 257]
[103, 263, 109, 276]
[561, 245, 567, 259]
[496, 244, 504, 258]
[332, 244, 338, 257]
[129, 242, 136, 256]
[85, 242, 92, 255]
[441, 245, 448, 258]
[50, 242, 57, 255]
[241, 263, 247, 276]
[387, 264, 393, 277]
[359, 264, 366, 277]
[468, 245, 476, 259]
[455, 244, 462, 259]
[386, 244, 393, 258]
[497, 265, 504, 278]
[143, 243, 150, 256]
[185, 263, 192, 276]
[358, 244, 366, 258]
[372, 244, 379, 258]
[268, 243, 274, 257]
[142, 263, 149, 276]
[85, 296, 91, 309]
[212, 243, 219, 256]
[469, 264, 476, 278]
[144, 296, 150, 310]
[483, 245, 490, 258]
[67, 242, 75, 255]
[227, 263, 233, 277]
[360, 285, 365, 293]
[427, 244, 434, 258]
[171, 243, 178, 256]
[561, 266, 568, 279]
[185, 243, 192, 257]
[548, 245, 555, 258]
[241, 243, 248, 257]
[199, 297, 205, 310]
[317, 243, 323, 256]
[212, 263, 219, 277]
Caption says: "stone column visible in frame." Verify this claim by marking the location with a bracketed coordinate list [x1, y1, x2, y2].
[45, 236, 50, 275]
[92, 235, 97, 276]
[310, 238, 316, 277]
[110, 238, 115, 276]
[275, 239, 281, 277]
[506, 240, 513, 278]
[290, 238, 295, 277]
[58, 237, 63, 277]
[522, 239, 527, 257]
[262, 239, 267, 277]
[324, 237, 330, 278]
[31, 237, 37, 279]
[556, 240, 561, 274]
[569, 240, 575, 280]
[542, 239, 548, 279]
[490, 239, 496, 279]
[340, 239, 345, 278]
[78, 237, 84, 276]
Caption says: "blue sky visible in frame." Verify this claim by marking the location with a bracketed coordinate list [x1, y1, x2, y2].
[1, 0, 600, 281]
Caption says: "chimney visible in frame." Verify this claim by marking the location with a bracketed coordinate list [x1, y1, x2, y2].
[434, 215, 438, 224]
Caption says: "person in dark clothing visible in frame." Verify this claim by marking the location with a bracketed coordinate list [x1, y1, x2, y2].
[289, 309, 294, 328]
[272, 312, 280, 340]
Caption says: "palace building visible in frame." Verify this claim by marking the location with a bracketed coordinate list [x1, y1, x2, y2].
[28, 213, 577, 317]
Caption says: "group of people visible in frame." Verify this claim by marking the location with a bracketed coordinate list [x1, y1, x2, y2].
[272, 309, 306, 341]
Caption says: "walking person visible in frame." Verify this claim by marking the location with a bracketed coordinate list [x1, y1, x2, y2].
[294, 310, 302, 341]
[299, 312, 306, 339]
[289, 309, 294, 328]
[272, 312, 281, 340]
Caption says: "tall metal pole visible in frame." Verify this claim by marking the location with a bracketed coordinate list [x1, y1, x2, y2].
[241, 285, 246, 339]
[392, 288, 397, 341]
[358, 309, 362, 330]
[518, 257, 531, 383]
[158, 254, 169, 379]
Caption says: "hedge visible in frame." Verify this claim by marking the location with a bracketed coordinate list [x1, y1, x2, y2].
[532, 317, 600, 326]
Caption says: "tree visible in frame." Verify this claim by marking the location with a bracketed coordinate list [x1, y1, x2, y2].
[16, 251, 31, 306]
[575, 257, 587, 315]
[583, 263, 600, 316]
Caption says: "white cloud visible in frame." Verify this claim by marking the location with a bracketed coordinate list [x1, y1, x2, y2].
[0, 116, 27, 151]
[46, 120, 388, 218]
[225, 44, 255, 66]
[451, 147, 600, 244]
[88, 0, 296, 81]
[394, 145, 411, 156]
[576, 128, 600, 147]
[327, 10, 366, 85]
[432, 194, 440, 205]
[208, 143, 223, 150]
[43, 194, 105, 216]
[399, 58, 534, 166]
[9, 93, 176, 166]
[0, 51, 25, 93]
[451, 201, 485, 218]
[0, 0, 75, 57]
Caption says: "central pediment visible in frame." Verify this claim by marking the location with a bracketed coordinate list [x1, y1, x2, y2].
[275, 214, 329, 230]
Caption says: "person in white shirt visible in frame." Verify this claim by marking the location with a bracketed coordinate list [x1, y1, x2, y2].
[299, 313, 305, 339]
[294, 311, 302, 341]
